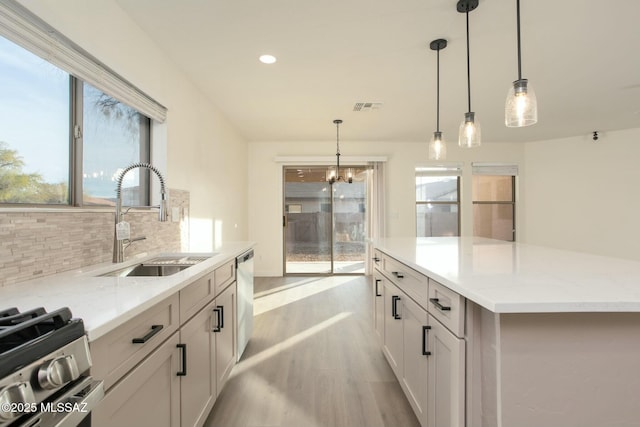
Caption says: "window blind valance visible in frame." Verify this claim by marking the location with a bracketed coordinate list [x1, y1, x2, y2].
[471, 163, 519, 176]
[0, 0, 167, 123]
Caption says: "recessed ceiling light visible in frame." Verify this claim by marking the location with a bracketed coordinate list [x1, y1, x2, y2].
[259, 54, 277, 64]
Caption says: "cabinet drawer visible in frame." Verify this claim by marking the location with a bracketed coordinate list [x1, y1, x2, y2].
[428, 279, 465, 337]
[382, 255, 429, 309]
[90, 293, 179, 390]
[214, 259, 236, 296]
[180, 272, 214, 323]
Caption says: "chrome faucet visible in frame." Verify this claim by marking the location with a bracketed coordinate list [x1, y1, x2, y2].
[113, 162, 169, 263]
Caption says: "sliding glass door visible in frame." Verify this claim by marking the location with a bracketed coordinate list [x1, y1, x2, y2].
[284, 166, 367, 275]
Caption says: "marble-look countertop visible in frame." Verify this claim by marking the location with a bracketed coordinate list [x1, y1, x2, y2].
[375, 237, 640, 313]
[0, 242, 254, 341]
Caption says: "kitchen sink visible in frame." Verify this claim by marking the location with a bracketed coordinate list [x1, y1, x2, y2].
[100, 254, 215, 277]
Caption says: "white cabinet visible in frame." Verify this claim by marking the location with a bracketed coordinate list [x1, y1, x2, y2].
[373, 274, 384, 345]
[427, 313, 465, 427]
[93, 333, 181, 427]
[179, 299, 217, 427]
[375, 248, 466, 427]
[382, 280, 403, 378]
[179, 281, 236, 427]
[401, 293, 429, 427]
[92, 257, 241, 427]
[214, 281, 236, 395]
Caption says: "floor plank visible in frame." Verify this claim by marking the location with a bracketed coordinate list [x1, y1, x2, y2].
[204, 275, 420, 427]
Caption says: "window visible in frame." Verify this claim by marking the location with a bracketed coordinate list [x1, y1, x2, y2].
[82, 82, 150, 206]
[472, 164, 517, 241]
[0, 36, 70, 204]
[416, 167, 460, 237]
[0, 35, 150, 206]
[0, 1, 166, 207]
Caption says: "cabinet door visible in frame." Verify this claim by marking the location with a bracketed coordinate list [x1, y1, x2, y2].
[427, 314, 465, 427]
[402, 296, 429, 427]
[215, 282, 237, 395]
[93, 333, 180, 427]
[383, 281, 403, 378]
[180, 299, 217, 427]
[373, 275, 384, 345]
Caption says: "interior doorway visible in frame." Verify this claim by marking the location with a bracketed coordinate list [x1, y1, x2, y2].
[283, 166, 368, 275]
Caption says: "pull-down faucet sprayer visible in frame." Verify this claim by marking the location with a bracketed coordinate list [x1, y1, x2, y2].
[113, 162, 168, 263]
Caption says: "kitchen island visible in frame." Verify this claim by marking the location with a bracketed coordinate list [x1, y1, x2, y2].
[374, 237, 640, 427]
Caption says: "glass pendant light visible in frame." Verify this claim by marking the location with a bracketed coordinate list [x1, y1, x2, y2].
[457, 0, 481, 148]
[428, 39, 448, 160]
[505, 0, 537, 127]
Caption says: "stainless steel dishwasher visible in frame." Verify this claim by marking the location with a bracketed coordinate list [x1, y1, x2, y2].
[236, 249, 254, 360]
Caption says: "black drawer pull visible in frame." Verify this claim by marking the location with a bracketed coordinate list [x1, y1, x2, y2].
[132, 324, 163, 344]
[430, 298, 451, 311]
[392, 295, 401, 320]
[375, 279, 382, 297]
[373, 257, 380, 263]
[422, 325, 432, 356]
[177, 343, 187, 376]
[392, 271, 404, 279]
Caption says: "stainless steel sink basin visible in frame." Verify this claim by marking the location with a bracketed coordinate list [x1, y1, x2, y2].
[102, 264, 190, 277]
[100, 254, 215, 277]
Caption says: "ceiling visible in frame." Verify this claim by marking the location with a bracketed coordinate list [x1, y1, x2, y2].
[116, 0, 640, 143]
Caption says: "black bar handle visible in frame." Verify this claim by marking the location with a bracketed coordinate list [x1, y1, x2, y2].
[212, 308, 222, 332]
[391, 295, 398, 318]
[132, 324, 163, 344]
[375, 279, 382, 297]
[422, 325, 432, 356]
[392, 271, 404, 279]
[430, 298, 451, 311]
[177, 343, 187, 376]
[372, 257, 380, 263]
[392, 295, 401, 319]
[218, 305, 224, 329]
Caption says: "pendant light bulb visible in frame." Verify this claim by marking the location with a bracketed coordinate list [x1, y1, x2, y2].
[459, 112, 481, 148]
[505, 79, 537, 127]
[429, 131, 447, 160]
[505, 0, 537, 127]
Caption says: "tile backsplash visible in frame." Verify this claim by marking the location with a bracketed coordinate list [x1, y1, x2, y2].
[0, 189, 189, 287]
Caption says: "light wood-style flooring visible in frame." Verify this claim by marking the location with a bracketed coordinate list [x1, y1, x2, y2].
[204, 275, 420, 427]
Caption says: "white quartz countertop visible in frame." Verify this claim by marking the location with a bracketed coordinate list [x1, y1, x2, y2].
[375, 237, 640, 313]
[0, 241, 254, 341]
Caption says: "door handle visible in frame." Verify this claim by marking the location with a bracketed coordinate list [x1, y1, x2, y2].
[422, 325, 431, 356]
[212, 307, 222, 332]
[392, 295, 401, 320]
[176, 344, 187, 376]
[131, 324, 163, 344]
[430, 298, 451, 311]
[375, 279, 382, 297]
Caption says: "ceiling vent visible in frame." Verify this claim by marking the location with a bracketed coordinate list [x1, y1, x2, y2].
[353, 102, 383, 112]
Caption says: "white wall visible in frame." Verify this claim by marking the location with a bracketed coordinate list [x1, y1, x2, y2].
[521, 127, 640, 261]
[249, 140, 525, 276]
[19, 0, 248, 250]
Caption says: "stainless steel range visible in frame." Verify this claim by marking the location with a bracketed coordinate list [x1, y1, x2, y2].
[0, 307, 103, 427]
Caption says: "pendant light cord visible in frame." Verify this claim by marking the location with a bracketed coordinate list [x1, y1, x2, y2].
[516, 0, 522, 80]
[335, 121, 341, 172]
[465, 9, 472, 113]
[436, 47, 441, 132]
